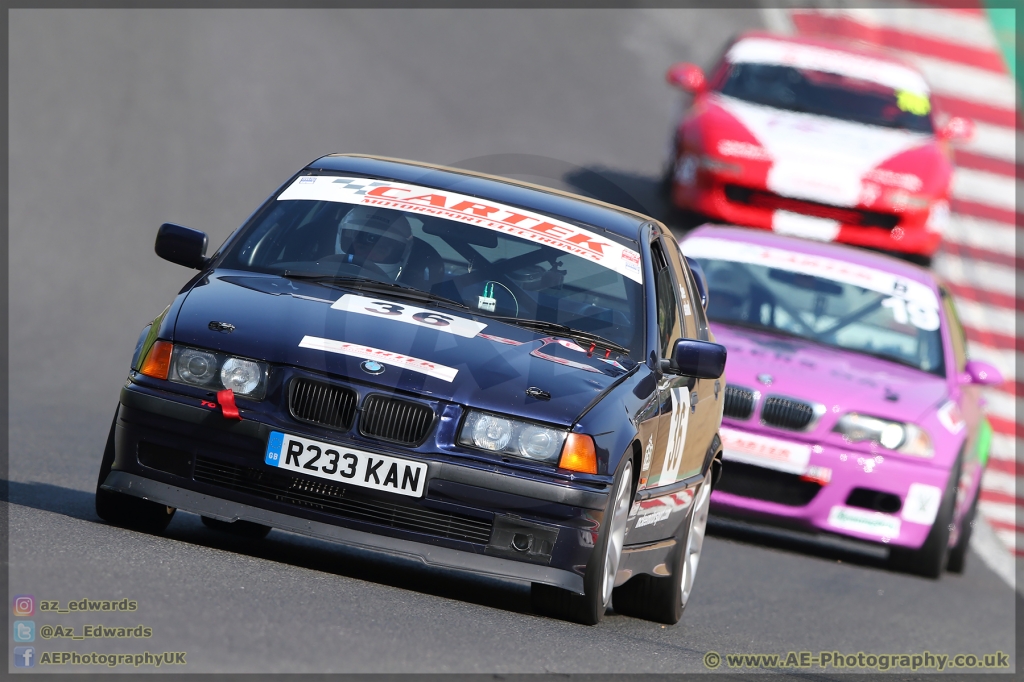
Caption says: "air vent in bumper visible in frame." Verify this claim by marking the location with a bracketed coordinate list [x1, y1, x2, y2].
[193, 456, 493, 544]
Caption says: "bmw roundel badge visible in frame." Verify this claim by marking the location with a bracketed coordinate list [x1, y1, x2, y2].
[361, 360, 385, 375]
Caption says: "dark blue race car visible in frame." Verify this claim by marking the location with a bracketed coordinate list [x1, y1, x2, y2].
[96, 155, 727, 625]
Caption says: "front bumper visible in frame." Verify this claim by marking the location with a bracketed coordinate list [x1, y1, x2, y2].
[709, 428, 953, 550]
[671, 173, 941, 257]
[107, 381, 614, 593]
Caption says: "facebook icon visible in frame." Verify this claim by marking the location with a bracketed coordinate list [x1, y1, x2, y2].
[14, 646, 35, 668]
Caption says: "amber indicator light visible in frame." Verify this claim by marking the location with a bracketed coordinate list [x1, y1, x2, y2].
[559, 433, 598, 474]
[140, 341, 174, 380]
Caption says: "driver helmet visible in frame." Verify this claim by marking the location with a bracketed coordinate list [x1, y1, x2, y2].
[336, 206, 414, 278]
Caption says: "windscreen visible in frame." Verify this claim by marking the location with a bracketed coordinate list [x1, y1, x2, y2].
[684, 237, 945, 375]
[718, 62, 934, 132]
[220, 175, 645, 356]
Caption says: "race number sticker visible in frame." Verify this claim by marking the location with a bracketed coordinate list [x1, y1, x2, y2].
[880, 297, 940, 331]
[657, 387, 691, 485]
[278, 176, 643, 283]
[265, 431, 427, 498]
[298, 336, 459, 382]
[332, 294, 487, 338]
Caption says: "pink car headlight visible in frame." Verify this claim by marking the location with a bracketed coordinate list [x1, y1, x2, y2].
[834, 413, 934, 457]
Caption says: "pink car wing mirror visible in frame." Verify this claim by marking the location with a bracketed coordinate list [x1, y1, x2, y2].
[666, 62, 706, 93]
[938, 116, 974, 142]
[961, 360, 1003, 386]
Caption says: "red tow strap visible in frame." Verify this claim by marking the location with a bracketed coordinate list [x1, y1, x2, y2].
[217, 389, 242, 420]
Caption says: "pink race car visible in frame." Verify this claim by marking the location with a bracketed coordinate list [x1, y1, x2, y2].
[681, 225, 1001, 578]
[666, 32, 972, 265]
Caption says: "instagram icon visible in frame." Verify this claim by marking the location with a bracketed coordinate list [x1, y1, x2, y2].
[12, 596, 34, 617]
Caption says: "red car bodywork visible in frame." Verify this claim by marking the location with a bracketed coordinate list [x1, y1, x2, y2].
[666, 32, 969, 261]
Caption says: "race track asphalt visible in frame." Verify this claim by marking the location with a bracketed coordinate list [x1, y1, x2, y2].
[7, 8, 1017, 674]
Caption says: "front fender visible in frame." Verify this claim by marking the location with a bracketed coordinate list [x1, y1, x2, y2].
[577, 367, 658, 478]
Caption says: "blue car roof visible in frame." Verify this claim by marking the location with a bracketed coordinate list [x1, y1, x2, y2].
[307, 154, 651, 243]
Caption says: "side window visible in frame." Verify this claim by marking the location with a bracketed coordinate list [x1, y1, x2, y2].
[659, 235, 698, 339]
[652, 240, 684, 358]
[940, 289, 968, 373]
[668, 238, 708, 340]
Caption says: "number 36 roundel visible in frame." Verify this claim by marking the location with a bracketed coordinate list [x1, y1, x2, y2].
[331, 293, 488, 338]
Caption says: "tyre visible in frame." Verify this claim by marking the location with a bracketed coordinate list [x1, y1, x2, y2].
[946, 487, 979, 574]
[201, 516, 272, 539]
[888, 458, 960, 579]
[531, 458, 634, 625]
[613, 472, 712, 624]
[94, 409, 176, 534]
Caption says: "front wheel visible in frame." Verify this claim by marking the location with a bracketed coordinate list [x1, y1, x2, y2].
[532, 459, 634, 625]
[613, 472, 712, 624]
[888, 458, 960, 579]
[946, 487, 979, 574]
[94, 409, 176, 534]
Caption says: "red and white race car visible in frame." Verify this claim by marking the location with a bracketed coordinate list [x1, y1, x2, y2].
[664, 31, 972, 265]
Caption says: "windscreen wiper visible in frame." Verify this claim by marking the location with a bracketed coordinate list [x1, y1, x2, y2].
[488, 316, 630, 356]
[281, 272, 471, 311]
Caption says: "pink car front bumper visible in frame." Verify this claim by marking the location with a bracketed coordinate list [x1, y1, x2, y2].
[710, 426, 954, 550]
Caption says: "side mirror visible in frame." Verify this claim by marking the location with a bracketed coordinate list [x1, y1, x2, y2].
[962, 359, 1003, 386]
[937, 116, 974, 142]
[666, 62, 706, 93]
[667, 338, 727, 379]
[155, 223, 209, 269]
[685, 256, 709, 311]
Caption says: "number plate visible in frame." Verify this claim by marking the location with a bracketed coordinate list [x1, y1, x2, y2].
[264, 431, 428, 498]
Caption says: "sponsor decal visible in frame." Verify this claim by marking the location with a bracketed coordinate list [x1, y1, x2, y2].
[937, 401, 966, 434]
[720, 426, 811, 475]
[641, 435, 654, 472]
[717, 139, 772, 161]
[633, 488, 695, 525]
[298, 336, 458, 382]
[799, 465, 832, 486]
[682, 237, 940, 309]
[895, 90, 931, 116]
[902, 483, 942, 525]
[332, 294, 487, 338]
[827, 505, 901, 538]
[635, 507, 672, 528]
[727, 37, 929, 95]
[863, 168, 923, 192]
[278, 176, 643, 283]
[772, 210, 841, 242]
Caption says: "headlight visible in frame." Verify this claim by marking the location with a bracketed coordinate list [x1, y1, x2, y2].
[167, 344, 268, 399]
[459, 411, 567, 464]
[833, 413, 933, 457]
